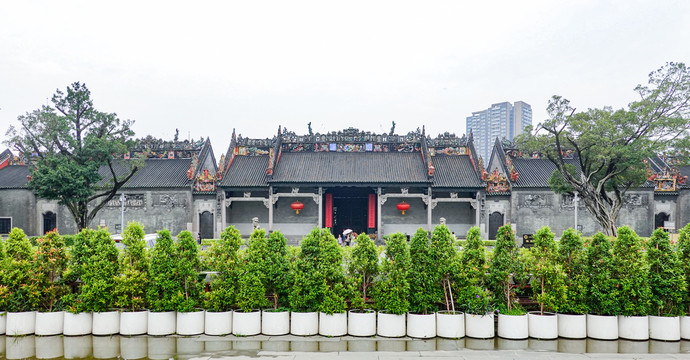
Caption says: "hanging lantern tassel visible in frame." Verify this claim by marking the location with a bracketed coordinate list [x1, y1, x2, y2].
[291, 200, 305, 214]
[396, 201, 410, 215]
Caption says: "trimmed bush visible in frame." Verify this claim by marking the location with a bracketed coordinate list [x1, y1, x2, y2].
[80, 228, 119, 312]
[557, 228, 588, 314]
[265, 231, 291, 310]
[646, 228, 686, 316]
[0, 228, 40, 312]
[408, 228, 437, 314]
[527, 226, 566, 314]
[348, 232, 379, 311]
[147, 229, 179, 312]
[205, 226, 242, 312]
[429, 224, 461, 312]
[374, 232, 410, 315]
[585, 232, 618, 315]
[677, 223, 690, 314]
[36, 231, 69, 312]
[236, 229, 269, 312]
[175, 230, 203, 312]
[612, 226, 650, 316]
[115, 222, 149, 311]
[488, 224, 521, 312]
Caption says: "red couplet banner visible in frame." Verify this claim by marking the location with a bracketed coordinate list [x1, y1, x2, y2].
[368, 193, 376, 229]
[325, 193, 333, 228]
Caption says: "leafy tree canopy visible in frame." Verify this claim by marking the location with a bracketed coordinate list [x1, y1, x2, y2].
[517, 63, 690, 236]
[5, 82, 139, 230]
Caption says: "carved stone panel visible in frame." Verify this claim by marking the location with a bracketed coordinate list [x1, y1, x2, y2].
[518, 193, 550, 208]
[152, 193, 187, 208]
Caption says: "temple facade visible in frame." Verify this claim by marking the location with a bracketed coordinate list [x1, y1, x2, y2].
[1, 127, 688, 244]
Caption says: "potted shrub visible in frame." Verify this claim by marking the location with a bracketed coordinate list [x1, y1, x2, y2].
[61, 228, 95, 336]
[315, 228, 347, 336]
[373, 232, 410, 337]
[115, 222, 150, 336]
[261, 230, 291, 335]
[147, 229, 179, 335]
[488, 224, 526, 339]
[288, 228, 325, 335]
[612, 226, 651, 340]
[234, 228, 268, 336]
[646, 228, 686, 341]
[585, 232, 619, 340]
[35, 230, 69, 336]
[430, 224, 464, 339]
[407, 228, 437, 338]
[347, 232, 379, 337]
[175, 230, 205, 335]
[80, 227, 120, 335]
[0, 234, 5, 335]
[460, 226, 494, 339]
[556, 228, 588, 339]
[2, 228, 40, 336]
[204, 226, 242, 335]
[677, 223, 690, 339]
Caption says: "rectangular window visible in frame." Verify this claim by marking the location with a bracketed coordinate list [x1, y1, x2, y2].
[0, 217, 11, 234]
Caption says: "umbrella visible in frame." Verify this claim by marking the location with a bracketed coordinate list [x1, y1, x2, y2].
[342, 229, 353, 235]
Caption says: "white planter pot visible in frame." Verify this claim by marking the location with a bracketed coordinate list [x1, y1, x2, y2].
[528, 312, 558, 340]
[0, 311, 6, 335]
[262, 310, 289, 335]
[233, 310, 261, 336]
[6, 311, 36, 336]
[35, 311, 64, 336]
[5, 336, 35, 359]
[319, 312, 347, 336]
[586, 314, 618, 340]
[436, 311, 465, 339]
[205, 311, 233, 335]
[348, 310, 376, 337]
[120, 336, 147, 359]
[498, 313, 528, 339]
[36, 335, 64, 359]
[291, 311, 318, 336]
[147, 311, 176, 336]
[557, 313, 586, 339]
[120, 311, 148, 336]
[177, 310, 204, 335]
[465, 313, 495, 339]
[407, 312, 436, 338]
[681, 316, 690, 340]
[93, 311, 120, 336]
[618, 315, 649, 340]
[377, 312, 406, 337]
[649, 315, 680, 341]
[64, 312, 92, 336]
[93, 335, 120, 359]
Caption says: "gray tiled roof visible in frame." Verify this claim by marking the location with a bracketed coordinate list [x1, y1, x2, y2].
[99, 158, 192, 188]
[511, 158, 581, 188]
[431, 155, 482, 188]
[218, 156, 269, 187]
[269, 152, 430, 184]
[0, 165, 30, 189]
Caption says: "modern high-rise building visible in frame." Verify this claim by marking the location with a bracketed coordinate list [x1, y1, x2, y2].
[466, 101, 532, 162]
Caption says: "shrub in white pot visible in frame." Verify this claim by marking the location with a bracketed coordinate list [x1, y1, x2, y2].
[175, 230, 205, 335]
[373, 232, 410, 337]
[430, 225, 464, 339]
[459, 226, 493, 339]
[234, 229, 269, 336]
[315, 228, 347, 337]
[525, 226, 565, 340]
[555, 228, 588, 339]
[676, 223, 690, 339]
[1, 228, 40, 336]
[146, 230, 180, 335]
[406, 228, 437, 338]
[204, 226, 243, 335]
[347, 233, 379, 337]
[489, 225, 527, 339]
[115, 222, 150, 336]
[612, 226, 651, 340]
[646, 228, 685, 341]
[35, 231, 69, 336]
[585, 232, 619, 340]
[261, 231, 291, 335]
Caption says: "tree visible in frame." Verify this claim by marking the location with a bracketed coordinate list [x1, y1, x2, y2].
[488, 224, 522, 312]
[677, 223, 690, 314]
[646, 228, 686, 316]
[236, 229, 269, 312]
[5, 82, 138, 230]
[429, 224, 460, 312]
[526, 226, 566, 315]
[407, 228, 437, 314]
[115, 222, 149, 312]
[175, 230, 203, 312]
[517, 63, 690, 236]
[147, 230, 180, 312]
[612, 226, 650, 316]
[373, 232, 410, 315]
[205, 226, 243, 312]
[265, 231, 291, 310]
[348, 232, 379, 311]
[557, 228, 588, 314]
[36, 231, 69, 312]
[585, 233, 618, 315]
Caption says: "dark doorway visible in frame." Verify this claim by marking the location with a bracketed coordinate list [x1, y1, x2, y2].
[489, 211, 504, 240]
[655, 212, 670, 230]
[43, 211, 56, 234]
[199, 211, 214, 240]
[329, 188, 373, 239]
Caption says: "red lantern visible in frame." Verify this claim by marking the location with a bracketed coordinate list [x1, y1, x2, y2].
[396, 201, 410, 215]
[291, 200, 305, 214]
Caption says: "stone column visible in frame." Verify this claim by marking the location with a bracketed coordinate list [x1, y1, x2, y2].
[318, 187, 323, 228]
[377, 187, 382, 240]
[427, 186, 433, 232]
[475, 191, 481, 227]
[268, 186, 274, 231]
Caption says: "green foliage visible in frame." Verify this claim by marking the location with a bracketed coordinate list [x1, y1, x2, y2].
[35, 231, 69, 312]
[407, 228, 437, 314]
[527, 226, 566, 314]
[612, 226, 650, 316]
[677, 223, 690, 314]
[373, 232, 410, 315]
[147, 229, 180, 312]
[585, 232, 618, 315]
[6, 82, 139, 230]
[348, 233, 379, 311]
[646, 228, 686, 316]
[205, 226, 243, 312]
[458, 286, 494, 315]
[289, 228, 346, 314]
[115, 222, 149, 311]
[6, 228, 32, 261]
[175, 230, 203, 312]
[265, 231, 291, 310]
[0, 228, 40, 312]
[429, 224, 461, 312]
[462, 226, 488, 286]
[236, 229, 270, 312]
[488, 224, 520, 311]
[62, 234, 76, 247]
[517, 63, 690, 236]
[79, 228, 119, 312]
[557, 228, 588, 314]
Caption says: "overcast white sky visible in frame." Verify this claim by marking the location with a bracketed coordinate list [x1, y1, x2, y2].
[2, 1, 689, 159]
